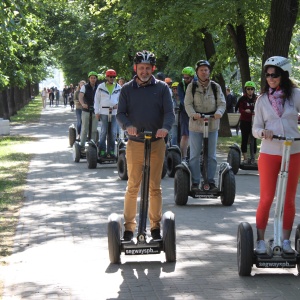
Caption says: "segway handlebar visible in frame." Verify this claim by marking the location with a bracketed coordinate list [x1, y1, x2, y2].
[194, 112, 216, 119]
[272, 135, 300, 141]
[124, 130, 153, 139]
[101, 106, 117, 109]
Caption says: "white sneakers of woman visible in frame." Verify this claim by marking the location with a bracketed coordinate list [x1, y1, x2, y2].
[282, 240, 294, 254]
[256, 239, 294, 254]
[255, 240, 267, 254]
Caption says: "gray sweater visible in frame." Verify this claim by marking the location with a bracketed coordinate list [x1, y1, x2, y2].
[117, 75, 175, 142]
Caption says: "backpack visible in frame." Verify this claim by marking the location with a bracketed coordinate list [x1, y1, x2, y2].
[191, 81, 218, 107]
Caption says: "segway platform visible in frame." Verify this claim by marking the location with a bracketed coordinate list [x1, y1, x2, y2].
[122, 239, 161, 255]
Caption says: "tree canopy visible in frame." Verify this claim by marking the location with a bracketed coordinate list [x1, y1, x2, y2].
[0, 0, 299, 94]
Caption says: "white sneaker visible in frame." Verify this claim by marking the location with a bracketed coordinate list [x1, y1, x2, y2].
[282, 240, 294, 254]
[255, 240, 267, 254]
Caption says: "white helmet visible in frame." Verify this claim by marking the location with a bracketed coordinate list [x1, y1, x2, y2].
[264, 56, 291, 75]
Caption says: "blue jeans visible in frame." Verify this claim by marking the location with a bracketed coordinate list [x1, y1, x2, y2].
[99, 114, 117, 153]
[189, 130, 218, 185]
[171, 124, 178, 145]
[76, 109, 82, 135]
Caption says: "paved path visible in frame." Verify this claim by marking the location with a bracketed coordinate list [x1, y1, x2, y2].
[1, 105, 300, 299]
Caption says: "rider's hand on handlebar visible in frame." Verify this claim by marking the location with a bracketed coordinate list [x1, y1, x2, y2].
[262, 129, 273, 139]
[126, 126, 138, 136]
[156, 128, 168, 138]
[192, 113, 201, 120]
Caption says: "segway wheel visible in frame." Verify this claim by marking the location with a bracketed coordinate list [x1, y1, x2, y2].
[86, 145, 97, 169]
[161, 157, 167, 179]
[295, 224, 300, 273]
[220, 169, 235, 206]
[117, 152, 128, 180]
[167, 151, 181, 178]
[237, 222, 254, 276]
[227, 148, 240, 175]
[69, 126, 76, 147]
[162, 211, 176, 262]
[72, 143, 81, 163]
[107, 213, 122, 264]
[174, 169, 189, 206]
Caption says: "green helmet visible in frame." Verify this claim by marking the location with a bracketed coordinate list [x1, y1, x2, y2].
[244, 81, 256, 89]
[88, 71, 98, 78]
[182, 66, 195, 77]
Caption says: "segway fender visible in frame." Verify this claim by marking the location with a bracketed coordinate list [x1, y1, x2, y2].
[88, 140, 97, 150]
[229, 143, 241, 154]
[108, 213, 122, 225]
[167, 145, 181, 155]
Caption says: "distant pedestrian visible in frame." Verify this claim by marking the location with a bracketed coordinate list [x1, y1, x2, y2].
[55, 87, 60, 106]
[225, 88, 236, 113]
[41, 87, 47, 109]
[63, 85, 68, 107]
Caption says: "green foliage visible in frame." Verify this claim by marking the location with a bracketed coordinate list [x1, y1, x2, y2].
[1, 0, 299, 92]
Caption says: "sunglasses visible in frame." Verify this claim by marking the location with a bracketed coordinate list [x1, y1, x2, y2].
[108, 76, 116, 79]
[183, 77, 191, 80]
[246, 88, 254, 91]
[265, 73, 280, 78]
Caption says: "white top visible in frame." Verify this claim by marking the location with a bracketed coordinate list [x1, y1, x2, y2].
[94, 82, 121, 115]
[252, 88, 300, 155]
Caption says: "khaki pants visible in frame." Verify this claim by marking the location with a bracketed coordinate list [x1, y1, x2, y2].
[80, 110, 98, 147]
[124, 138, 165, 232]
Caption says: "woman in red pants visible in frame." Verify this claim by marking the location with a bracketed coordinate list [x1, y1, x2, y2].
[252, 56, 300, 254]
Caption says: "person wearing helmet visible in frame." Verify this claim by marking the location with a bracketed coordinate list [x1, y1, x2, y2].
[184, 59, 226, 192]
[178, 66, 196, 161]
[253, 56, 300, 255]
[117, 50, 175, 242]
[94, 69, 121, 159]
[165, 77, 173, 98]
[156, 72, 165, 81]
[78, 71, 99, 152]
[236, 81, 257, 164]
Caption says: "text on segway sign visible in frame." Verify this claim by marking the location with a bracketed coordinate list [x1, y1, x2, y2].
[257, 261, 296, 268]
[125, 247, 160, 255]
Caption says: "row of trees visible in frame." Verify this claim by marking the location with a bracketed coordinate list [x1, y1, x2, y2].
[0, 0, 299, 135]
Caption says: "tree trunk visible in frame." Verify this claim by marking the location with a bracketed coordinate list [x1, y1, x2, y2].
[227, 22, 251, 88]
[262, 0, 298, 80]
[201, 28, 232, 137]
[0, 89, 10, 120]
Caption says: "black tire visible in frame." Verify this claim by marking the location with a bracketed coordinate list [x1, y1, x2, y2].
[295, 224, 300, 274]
[227, 148, 240, 175]
[117, 152, 128, 180]
[86, 145, 97, 169]
[237, 222, 254, 276]
[174, 169, 189, 206]
[221, 169, 235, 206]
[69, 126, 76, 147]
[72, 143, 81, 163]
[107, 214, 121, 264]
[163, 211, 176, 262]
[167, 151, 181, 178]
[161, 156, 167, 179]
